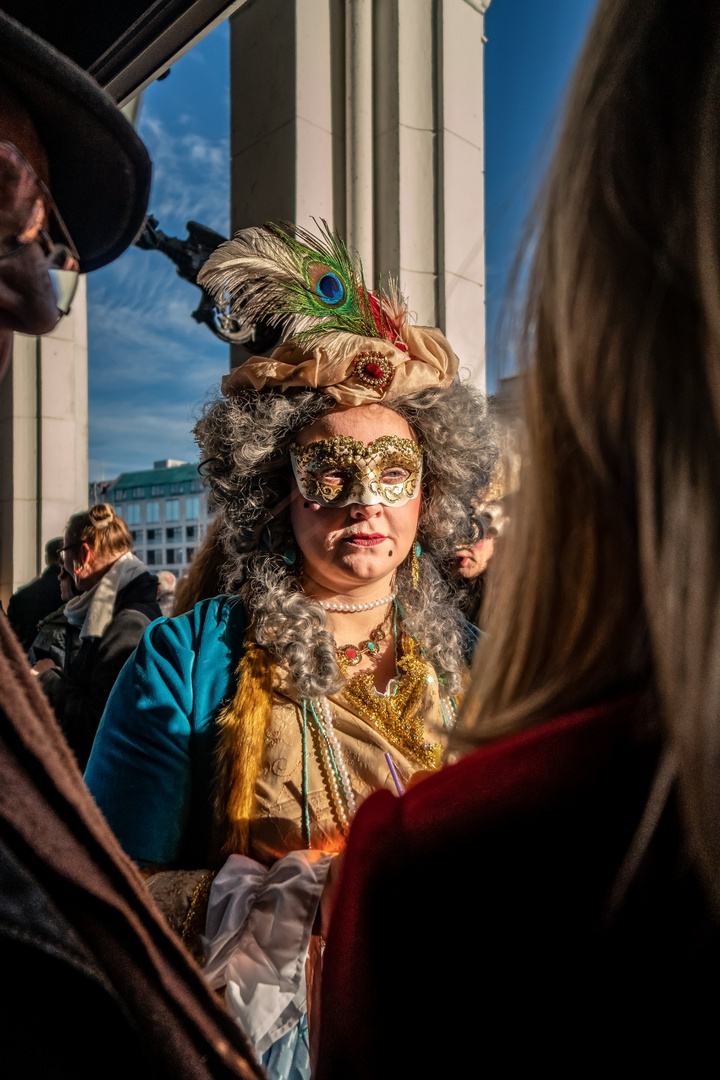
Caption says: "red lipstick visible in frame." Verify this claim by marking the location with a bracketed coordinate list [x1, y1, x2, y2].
[345, 533, 386, 547]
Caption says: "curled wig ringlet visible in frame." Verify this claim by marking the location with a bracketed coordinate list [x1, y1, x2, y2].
[195, 379, 497, 699]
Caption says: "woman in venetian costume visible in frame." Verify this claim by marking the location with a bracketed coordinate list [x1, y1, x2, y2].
[85, 222, 496, 1078]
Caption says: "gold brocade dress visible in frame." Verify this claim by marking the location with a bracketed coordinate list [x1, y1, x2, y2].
[248, 649, 456, 863]
[199, 631, 462, 1073]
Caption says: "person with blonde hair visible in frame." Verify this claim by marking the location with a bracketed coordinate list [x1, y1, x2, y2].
[34, 503, 160, 767]
[317, 1, 720, 1076]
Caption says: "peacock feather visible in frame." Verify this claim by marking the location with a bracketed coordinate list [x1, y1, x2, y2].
[198, 219, 406, 348]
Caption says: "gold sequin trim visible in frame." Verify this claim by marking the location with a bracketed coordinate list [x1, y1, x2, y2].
[181, 870, 216, 946]
[342, 636, 442, 770]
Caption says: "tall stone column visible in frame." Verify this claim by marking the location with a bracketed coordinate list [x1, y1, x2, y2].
[373, 0, 439, 324]
[436, 0, 489, 385]
[228, 0, 489, 382]
[0, 278, 88, 606]
[345, 0, 374, 278]
[229, 0, 343, 234]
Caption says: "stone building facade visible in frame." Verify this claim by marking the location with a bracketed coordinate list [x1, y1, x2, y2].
[93, 460, 213, 579]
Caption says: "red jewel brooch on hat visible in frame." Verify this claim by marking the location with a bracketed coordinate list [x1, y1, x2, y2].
[353, 350, 395, 392]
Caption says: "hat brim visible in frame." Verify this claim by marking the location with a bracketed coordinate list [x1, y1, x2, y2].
[0, 11, 151, 273]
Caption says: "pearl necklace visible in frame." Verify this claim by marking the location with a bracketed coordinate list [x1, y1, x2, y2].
[307, 686, 455, 835]
[318, 591, 396, 613]
[314, 697, 357, 830]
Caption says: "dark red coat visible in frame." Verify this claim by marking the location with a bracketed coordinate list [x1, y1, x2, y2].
[318, 697, 719, 1076]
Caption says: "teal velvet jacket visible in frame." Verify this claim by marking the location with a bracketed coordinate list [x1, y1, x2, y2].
[85, 596, 248, 868]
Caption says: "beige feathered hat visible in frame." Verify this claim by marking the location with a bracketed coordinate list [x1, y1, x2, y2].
[198, 221, 458, 406]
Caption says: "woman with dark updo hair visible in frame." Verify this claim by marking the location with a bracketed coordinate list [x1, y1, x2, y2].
[34, 503, 160, 767]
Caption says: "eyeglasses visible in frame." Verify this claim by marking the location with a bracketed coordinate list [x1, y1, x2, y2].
[0, 141, 80, 316]
[59, 543, 80, 561]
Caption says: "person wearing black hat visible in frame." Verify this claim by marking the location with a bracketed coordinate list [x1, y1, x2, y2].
[0, 10, 151, 378]
[7, 535, 63, 651]
[0, 13, 261, 1079]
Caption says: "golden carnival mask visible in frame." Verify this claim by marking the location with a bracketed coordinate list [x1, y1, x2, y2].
[290, 434, 423, 508]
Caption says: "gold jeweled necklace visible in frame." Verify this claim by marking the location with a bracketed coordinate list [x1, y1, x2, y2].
[335, 609, 391, 675]
[342, 635, 442, 770]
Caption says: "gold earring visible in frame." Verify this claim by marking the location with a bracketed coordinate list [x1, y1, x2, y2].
[411, 540, 421, 589]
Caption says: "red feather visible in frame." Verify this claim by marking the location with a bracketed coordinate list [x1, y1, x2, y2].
[367, 292, 407, 353]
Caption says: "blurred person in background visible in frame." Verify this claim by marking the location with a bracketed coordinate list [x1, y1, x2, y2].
[7, 535, 63, 650]
[27, 565, 81, 671]
[33, 504, 160, 769]
[455, 502, 505, 581]
[454, 499, 507, 626]
[156, 569, 177, 616]
[0, 14, 260, 1075]
[318, 1, 720, 1076]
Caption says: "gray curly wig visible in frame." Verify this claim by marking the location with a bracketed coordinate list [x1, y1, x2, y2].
[195, 379, 496, 698]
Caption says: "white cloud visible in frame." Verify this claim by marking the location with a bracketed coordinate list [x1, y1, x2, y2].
[138, 107, 230, 236]
[185, 135, 225, 168]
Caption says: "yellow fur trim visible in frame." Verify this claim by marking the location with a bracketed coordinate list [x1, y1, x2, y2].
[214, 639, 275, 856]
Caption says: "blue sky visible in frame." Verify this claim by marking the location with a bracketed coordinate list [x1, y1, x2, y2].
[87, 25, 231, 481]
[484, 0, 597, 387]
[87, 0, 597, 481]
